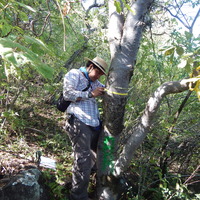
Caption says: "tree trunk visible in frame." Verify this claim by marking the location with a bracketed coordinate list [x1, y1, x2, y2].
[97, 0, 154, 199]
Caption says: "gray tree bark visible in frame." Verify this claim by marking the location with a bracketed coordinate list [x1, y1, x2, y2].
[97, 0, 155, 199]
[113, 80, 191, 176]
[96, 0, 198, 199]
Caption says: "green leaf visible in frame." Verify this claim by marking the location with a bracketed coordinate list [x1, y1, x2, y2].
[114, 0, 122, 13]
[4, 52, 18, 66]
[35, 64, 54, 80]
[124, 3, 135, 14]
[0, 38, 38, 60]
[176, 46, 184, 56]
[164, 47, 175, 56]
[0, 95, 6, 99]
[31, 43, 44, 55]
[2, 111, 10, 118]
[14, 2, 36, 13]
[13, 26, 24, 34]
[0, 19, 12, 36]
[184, 31, 192, 40]
[24, 36, 51, 55]
[185, 62, 191, 73]
[0, 38, 54, 79]
[24, 36, 49, 51]
[169, 52, 174, 63]
[187, 57, 193, 64]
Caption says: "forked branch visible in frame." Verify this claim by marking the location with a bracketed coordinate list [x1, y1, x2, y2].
[114, 79, 191, 176]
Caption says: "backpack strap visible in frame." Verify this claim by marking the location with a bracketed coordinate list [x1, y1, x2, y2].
[79, 67, 91, 92]
[82, 81, 91, 91]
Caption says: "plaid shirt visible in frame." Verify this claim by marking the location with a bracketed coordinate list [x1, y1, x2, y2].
[63, 68, 104, 127]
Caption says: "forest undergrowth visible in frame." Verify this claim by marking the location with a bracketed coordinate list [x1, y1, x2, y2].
[0, 95, 74, 199]
[0, 90, 199, 200]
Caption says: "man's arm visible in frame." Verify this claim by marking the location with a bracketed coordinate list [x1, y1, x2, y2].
[63, 69, 89, 102]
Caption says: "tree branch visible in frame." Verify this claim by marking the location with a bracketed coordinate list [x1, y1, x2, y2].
[191, 8, 200, 32]
[108, 0, 125, 58]
[85, 0, 105, 18]
[163, 6, 189, 29]
[159, 90, 192, 175]
[174, 0, 190, 28]
[121, 0, 153, 64]
[103, 0, 153, 136]
[114, 79, 191, 176]
[64, 37, 88, 69]
[161, 2, 200, 33]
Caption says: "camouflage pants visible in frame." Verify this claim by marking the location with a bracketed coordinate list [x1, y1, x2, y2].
[65, 115, 100, 200]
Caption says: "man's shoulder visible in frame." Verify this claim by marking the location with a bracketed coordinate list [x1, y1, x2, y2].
[68, 68, 80, 75]
[65, 68, 81, 78]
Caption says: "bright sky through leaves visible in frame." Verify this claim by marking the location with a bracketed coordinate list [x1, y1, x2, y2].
[82, 0, 199, 37]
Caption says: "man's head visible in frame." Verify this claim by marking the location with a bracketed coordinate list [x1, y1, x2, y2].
[85, 57, 108, 81]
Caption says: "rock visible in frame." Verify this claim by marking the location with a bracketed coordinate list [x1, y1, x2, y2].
[0, 168, 49, 200]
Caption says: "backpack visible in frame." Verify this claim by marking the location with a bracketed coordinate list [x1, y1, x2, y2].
[56, 81, 91, 112]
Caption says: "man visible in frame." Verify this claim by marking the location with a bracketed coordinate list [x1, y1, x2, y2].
[63, 57, 108, 200]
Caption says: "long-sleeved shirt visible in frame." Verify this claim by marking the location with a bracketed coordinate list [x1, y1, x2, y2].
[63, 68, 104, 127]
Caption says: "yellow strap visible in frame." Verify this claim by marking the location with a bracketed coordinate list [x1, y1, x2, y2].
[113, 86, 129, 90]
[193, 80, 200, 101]
[105, 88, 128, 96]
[189, 66, 200, 101]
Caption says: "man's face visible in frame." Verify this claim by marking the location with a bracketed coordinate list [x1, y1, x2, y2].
[88, 64, 104, 81]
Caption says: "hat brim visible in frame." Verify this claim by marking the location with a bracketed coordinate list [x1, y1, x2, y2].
[84, 57, 107, 75]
